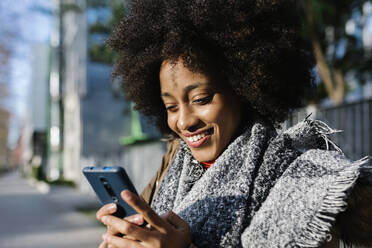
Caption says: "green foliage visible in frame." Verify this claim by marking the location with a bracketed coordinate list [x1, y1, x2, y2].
[108, 1, 126, 27]
[301, 0, 365, 38]
[86, 0, 108, 8]
[89, 43, 117, 64]
[31, 163, 46, 181]
[61, 3, 83, 14]
[87, 0, 126, 64]
[89, 21, 111, 33]
[299, 0, 371, 102]
[49, 178, 76, 187]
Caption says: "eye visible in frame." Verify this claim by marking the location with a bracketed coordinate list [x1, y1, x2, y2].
[165, 105, 178, 112]
[192, 95, 213, 105]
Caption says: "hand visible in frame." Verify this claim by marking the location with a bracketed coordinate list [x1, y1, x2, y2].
[96, 203, 145, 240]
[100, 190, 192, 248]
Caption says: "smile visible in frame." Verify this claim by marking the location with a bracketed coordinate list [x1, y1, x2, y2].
[185, 128, 213, 148]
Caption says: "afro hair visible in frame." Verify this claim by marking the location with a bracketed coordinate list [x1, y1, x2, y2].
[108, 0, 315, 133]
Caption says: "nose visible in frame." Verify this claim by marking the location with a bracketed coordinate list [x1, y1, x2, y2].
[176, 105, 199, 132]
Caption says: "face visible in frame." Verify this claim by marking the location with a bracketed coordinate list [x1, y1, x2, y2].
[160, 59, 242, 162]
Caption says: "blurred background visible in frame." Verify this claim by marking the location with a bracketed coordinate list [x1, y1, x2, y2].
[0, 0, 371, 247]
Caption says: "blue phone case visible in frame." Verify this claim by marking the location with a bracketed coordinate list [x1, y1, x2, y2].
[83, 166, 138, 218]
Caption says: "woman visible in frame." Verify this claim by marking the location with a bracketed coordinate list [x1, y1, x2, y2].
[96, 0, 372, 247]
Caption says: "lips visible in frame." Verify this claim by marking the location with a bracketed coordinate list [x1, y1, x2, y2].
[184, 128, 213, 148]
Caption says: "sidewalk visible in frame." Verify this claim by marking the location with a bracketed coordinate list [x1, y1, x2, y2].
[0, 170, 105, 248]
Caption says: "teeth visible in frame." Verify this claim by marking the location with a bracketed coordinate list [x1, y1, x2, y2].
[187, 130, 208, 143]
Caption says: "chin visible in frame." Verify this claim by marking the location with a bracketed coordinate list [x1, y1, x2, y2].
[191, 150, 217, 163]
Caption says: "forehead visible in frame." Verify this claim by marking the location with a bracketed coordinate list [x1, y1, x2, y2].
[159, 60, 210, 92]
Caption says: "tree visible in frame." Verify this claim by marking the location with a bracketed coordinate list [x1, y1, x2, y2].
[0, 0, 26, 168]
[87, 0, 126, 64]
[0, 45, 10, 101]
[0, 2, 13, 165]
[301, 0, 372, 104]
[0, 2, 13, 102]
[0, 108, 10, 165]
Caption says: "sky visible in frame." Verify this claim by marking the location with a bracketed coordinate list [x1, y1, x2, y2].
[0, 0, 53, 148]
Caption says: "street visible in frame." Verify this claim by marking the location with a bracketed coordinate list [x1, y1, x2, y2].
[0, 171, 105, 248]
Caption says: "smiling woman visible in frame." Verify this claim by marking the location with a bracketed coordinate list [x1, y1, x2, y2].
[160, 60, 242, 162]
[95, 0, 372, 247]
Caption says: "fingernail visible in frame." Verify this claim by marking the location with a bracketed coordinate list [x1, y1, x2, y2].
[134, 216, 143, 224]
[122, 190, 131, 200]
[108, 203, 116, 211]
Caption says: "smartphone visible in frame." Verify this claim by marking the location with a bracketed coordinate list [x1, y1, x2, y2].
[83, 166, 138, 218]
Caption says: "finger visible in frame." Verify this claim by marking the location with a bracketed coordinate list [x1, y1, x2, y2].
[104, 216, 143, 240]
[102, 215, 151, 242]
[163, 211, 189, 230]
[96, 203, 117, 221]
[105, 224, 139, 241]
[121, 190, 170, 233]
[98, 241, 108, 248]
[107, 225, 120, 236]
[103, 233, 143, 248]
[102, 215, 128, 236]
[125, 214, 145, 226]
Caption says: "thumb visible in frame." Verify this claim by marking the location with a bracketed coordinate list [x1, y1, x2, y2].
[164, 211, 189, 230]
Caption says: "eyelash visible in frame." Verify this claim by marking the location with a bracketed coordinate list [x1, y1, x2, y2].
[192, 95, 212, 104]
[166, 105, 177, 111]
[165, 95, 213, 112]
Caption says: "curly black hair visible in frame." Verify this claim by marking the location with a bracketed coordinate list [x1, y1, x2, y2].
[108, 0, 314, 133]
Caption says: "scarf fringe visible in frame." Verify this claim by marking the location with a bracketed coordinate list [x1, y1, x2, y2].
[308, 119, 343, 152]
[296, 156, 370, 247]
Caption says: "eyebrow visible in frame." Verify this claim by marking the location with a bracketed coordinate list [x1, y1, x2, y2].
[161, 82, 206, 97]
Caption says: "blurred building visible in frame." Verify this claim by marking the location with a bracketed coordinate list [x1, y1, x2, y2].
[79, 1, 163, 193]
[60, 0, 87, 182]
[44, 0, 86, 182]
[0, 107, 10, 169]
[27, 0, 165, 193]
[26, 43, 50, 178]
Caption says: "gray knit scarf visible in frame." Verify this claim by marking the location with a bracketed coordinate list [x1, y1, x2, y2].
[151, 119, 370, 248]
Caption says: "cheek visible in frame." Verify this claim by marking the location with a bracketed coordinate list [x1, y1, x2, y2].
[208, 108, 228, 130]
[213, 106, 239, 137]
[167, 114, 178, 133]
[198, 104, 224, 123]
